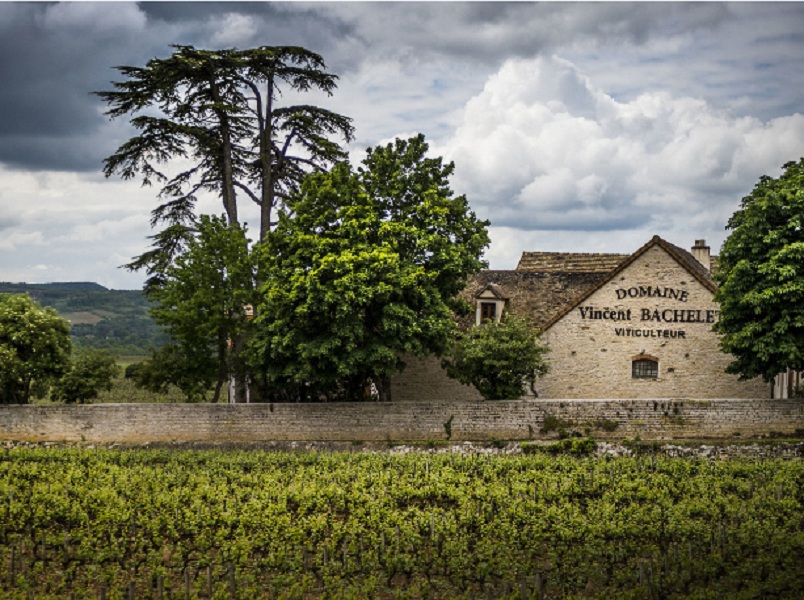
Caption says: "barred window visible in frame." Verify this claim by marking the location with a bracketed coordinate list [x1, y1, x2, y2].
[632, 358, 658, 379]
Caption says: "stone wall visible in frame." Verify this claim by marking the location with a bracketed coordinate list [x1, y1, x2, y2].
[1, 399, 801, 444]
[392, 356, 483, 402]
[539, 245, 770, 399]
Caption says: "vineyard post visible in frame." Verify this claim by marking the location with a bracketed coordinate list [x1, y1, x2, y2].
[535, 572, 545, 599]
[228, 561, 236, 597]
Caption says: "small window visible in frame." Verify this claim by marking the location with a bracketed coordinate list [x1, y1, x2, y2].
[632, 358, 658, 379]
[480, 302, 497, 322]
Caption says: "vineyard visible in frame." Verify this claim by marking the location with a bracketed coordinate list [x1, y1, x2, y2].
[0, 445, 801, 599]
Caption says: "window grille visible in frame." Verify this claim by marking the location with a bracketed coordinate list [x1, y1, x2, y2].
[632, 358, 658, 379]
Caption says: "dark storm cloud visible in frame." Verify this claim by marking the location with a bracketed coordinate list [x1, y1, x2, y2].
[307, 2, 732, 65]
[0, 3, 164, 171]
[137, 2, 357, 65]
[0, 2, 366, 173]
[0, 2, 764, 174]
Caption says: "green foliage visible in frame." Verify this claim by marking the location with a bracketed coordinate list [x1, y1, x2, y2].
[546, 437, 597, 456]
[251, 135, 489, 401]
[443, 314, 549, 400]
[444, 415, 455, 440]
[124, 362, 141, 379]
[97, 44, 354, 287]
[590, 417, 620, 432]
[0, 447, 801, 598]
[0, 282, 168, 355]
[50, 349, 120, 404]
[132, 344, 214, 403]
[144, 215, 256, 402]
[714, 158, 804, 381]
[0, 294, 72, 404]
[358, 134, 491, 302]
[540, 413, 575, 434]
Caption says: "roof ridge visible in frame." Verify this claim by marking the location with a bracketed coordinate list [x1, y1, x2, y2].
[517, 250, 629, 273]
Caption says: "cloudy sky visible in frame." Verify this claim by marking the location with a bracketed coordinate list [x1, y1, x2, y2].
[1, 2, 803, 289]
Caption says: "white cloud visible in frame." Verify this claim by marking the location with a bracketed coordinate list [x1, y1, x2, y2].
[0, 166, 157, 288]
[210, 13, 258, 47]
[439, 55, 804, 262]
[0, 231, 44, 251]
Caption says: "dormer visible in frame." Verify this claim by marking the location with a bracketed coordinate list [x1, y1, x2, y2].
[474, 284, 507, 325]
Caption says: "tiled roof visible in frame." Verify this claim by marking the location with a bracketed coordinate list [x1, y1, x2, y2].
[658, 237, 716, 291]
[461, 269, 610, 329]
[516, 252, 629, 273]
[465, 236, 718, 332]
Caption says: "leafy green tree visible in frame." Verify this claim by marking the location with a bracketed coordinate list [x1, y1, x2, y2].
[51, 349, 120, 404]
[250, 136, 490, 401]
[132, 344, 214, 403]
[442, 314, 549, 400]
[0, 294, 72, 404]
[714, 158, 804, 383]
[96, 44, 354, 286]
[147, 215, 256, 402]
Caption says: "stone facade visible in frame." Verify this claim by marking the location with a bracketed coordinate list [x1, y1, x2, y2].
[392, 235, 771, 400]
[1, 399, 801, 443]
[538, 238, 770, 399]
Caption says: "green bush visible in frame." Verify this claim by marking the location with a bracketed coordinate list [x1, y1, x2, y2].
[546, 437, 597, 456]
[443, 315, 549, 400]
[124, 362, 142, 379]
[51, 349, 120, 404]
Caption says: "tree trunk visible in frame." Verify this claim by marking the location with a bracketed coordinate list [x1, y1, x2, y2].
[211, 377, 223, 404]
[230, 333, 249, 403]
[209, 79, 238, 227]
[260, 78, 275, 242]
[213, 334, 230, 404]
[376, 375, 392, 402]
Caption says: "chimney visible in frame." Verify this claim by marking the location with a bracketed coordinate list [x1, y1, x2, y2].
[691, 239, 710, 272]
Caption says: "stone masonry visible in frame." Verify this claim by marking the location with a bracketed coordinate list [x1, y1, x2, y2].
[538, 242, 769, 399]
[1, 398, 801, 443]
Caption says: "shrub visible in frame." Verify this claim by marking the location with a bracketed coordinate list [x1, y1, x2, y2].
[442, 315, 549, 400]
[124, 362, 142, 379]
[546, 437, 597, 456]
[51, 349, 120, 404]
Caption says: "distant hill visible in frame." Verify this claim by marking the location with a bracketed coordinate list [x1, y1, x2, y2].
[0, 282, 168, 356]
[0, 281, 110, 292]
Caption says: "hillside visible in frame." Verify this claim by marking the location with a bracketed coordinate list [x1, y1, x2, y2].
[0, 282, 168, 356]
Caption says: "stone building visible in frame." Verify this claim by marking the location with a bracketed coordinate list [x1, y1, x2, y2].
[391, 235, 771, 401]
